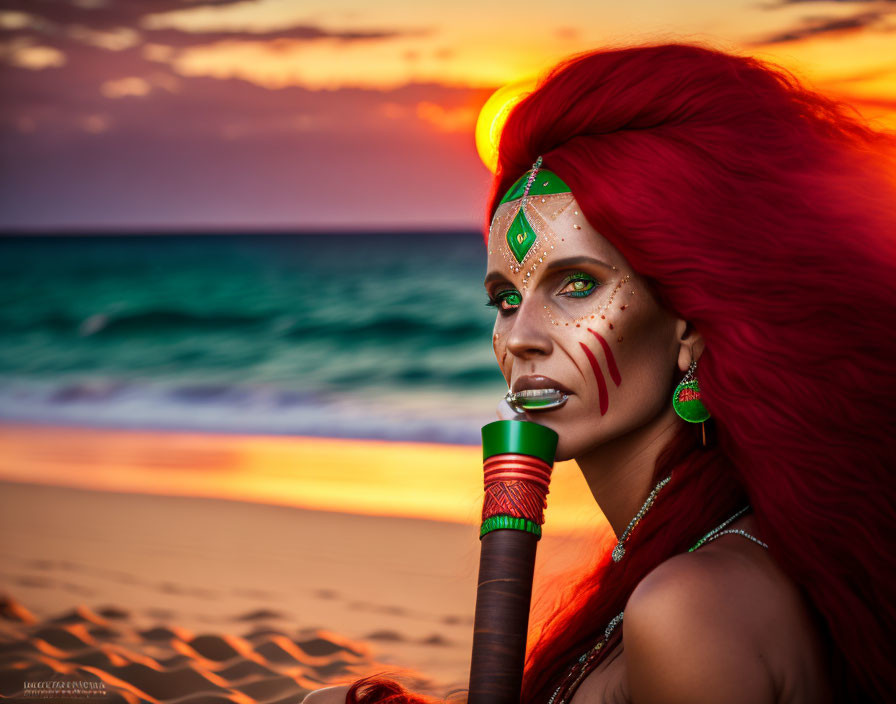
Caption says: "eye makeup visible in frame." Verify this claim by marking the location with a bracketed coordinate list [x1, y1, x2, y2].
[485, 269, 600, 317]
[543, 274, 631, 327]
[558, 272, 598, 297]
[486, 194, 634, 417]
[485, 288, 521, 313]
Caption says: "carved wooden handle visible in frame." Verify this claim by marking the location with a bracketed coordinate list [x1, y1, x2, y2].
[467, 420, 558, 704]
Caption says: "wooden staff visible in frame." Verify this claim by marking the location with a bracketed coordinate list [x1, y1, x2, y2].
[466, 420, 558, 704]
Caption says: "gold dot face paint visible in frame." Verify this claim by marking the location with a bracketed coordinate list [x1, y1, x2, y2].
[484, 193, 683, 461]
[541, 273, 632, 328]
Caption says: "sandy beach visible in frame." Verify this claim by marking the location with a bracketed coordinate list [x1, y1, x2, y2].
[0, 424, 610, 702]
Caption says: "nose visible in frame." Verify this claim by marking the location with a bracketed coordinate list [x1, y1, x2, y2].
[505, 296, 553, 361]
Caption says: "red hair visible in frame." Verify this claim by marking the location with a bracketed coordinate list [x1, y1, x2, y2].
[346, 42, 896, 703]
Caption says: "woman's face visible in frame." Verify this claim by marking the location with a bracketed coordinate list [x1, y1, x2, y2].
[485, 192, 685, 461]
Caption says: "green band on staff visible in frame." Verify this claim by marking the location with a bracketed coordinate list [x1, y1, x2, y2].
[480, 514, 542, 540]
[481, 420, 558, 464]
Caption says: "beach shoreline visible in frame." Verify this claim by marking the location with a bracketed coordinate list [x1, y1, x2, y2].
[0, 422, 608, 535]
[0, 425, 609, 700]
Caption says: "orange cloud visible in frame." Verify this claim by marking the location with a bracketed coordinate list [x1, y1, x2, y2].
[1, 0, 893, 229]
[0, 37, 66, 69]
[101, 76, 152, 98]
[415, 102, 478, 132]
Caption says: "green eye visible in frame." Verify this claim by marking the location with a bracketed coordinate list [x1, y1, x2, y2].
[486, 289, 522, 312]
[501, 291, 522, 307]
[560, 273, 598, 297]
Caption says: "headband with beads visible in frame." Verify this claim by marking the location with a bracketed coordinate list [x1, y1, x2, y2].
[497, 156, 572, 263]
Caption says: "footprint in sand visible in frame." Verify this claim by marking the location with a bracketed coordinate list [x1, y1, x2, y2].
[13, 574, 55, 588]
[363, 629, 406, 642]
[236, 607, 288, 621]
[419, 634, 453, 646]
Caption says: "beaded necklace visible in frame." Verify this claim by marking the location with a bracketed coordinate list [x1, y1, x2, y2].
[611, 475, 671, 563]
[545, 503, 762, 704]
[688, 505, 768, 551]
[545, 610, 624, 704]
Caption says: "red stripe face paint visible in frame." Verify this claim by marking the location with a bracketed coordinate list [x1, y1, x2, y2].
[588, 328, 621, 387]
[579, 341, 609, 415]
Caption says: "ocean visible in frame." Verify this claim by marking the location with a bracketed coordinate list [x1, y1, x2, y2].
[0, 233, 506, 444]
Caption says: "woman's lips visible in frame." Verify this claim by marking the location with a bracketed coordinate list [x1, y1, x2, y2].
[512, 374, 574, 396]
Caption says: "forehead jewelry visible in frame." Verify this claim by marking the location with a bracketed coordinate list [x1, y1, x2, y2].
[498, 155, 572, 263]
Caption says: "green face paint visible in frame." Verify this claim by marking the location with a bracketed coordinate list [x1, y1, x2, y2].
[498, 164, 573, 263]
[498, 173, 529, 205]
[499, 168, 572, 205]
[506, 208, 538, 262]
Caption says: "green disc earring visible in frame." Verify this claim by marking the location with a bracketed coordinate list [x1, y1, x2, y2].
[672, 360, 710, 423]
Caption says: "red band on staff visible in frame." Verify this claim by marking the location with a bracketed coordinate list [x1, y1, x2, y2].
[482, 482, 548, 523]
[483, 464, 550, 478]
[484, 455, 551, 471]
[484, 473, 550, 493]
[484, 453, 551, 466]
[484, 455, 552, 491]
[485, 473, 550, 494]
[482, 452, 553, 524]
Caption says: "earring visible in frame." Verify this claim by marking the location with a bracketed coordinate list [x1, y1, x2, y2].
[673, 360, 712, 447]
[673, 359, 710, 423]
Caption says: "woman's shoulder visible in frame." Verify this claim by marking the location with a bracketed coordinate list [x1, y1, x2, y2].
[621, 533, 831, 703]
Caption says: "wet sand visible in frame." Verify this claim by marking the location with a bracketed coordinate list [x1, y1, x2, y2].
[0, 425, 610, 702]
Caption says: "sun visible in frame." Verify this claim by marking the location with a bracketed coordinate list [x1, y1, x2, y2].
[475, 77, 537, 173]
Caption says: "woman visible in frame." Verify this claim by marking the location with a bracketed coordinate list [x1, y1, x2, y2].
[304, 42, 896, 703]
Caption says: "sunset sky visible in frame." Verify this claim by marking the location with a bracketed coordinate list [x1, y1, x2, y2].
[1, 0, 894, 231]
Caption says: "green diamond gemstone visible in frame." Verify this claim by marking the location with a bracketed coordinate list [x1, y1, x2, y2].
[507, 208, 537, 262]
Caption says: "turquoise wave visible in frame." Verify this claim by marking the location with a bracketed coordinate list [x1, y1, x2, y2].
[0, 233, 506, 443]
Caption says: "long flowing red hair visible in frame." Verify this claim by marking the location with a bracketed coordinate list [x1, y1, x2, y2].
[345, 42, 896, 703]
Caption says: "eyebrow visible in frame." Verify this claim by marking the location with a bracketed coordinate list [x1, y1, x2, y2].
[483, 255, 614, 287]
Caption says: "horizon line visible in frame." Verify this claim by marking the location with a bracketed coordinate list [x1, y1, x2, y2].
[0, 226, 485, 237]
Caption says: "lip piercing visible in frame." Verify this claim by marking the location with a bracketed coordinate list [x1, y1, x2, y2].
[504, 388, 569, 412]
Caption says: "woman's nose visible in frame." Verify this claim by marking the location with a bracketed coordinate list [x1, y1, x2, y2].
[505, 297, 553, 360]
